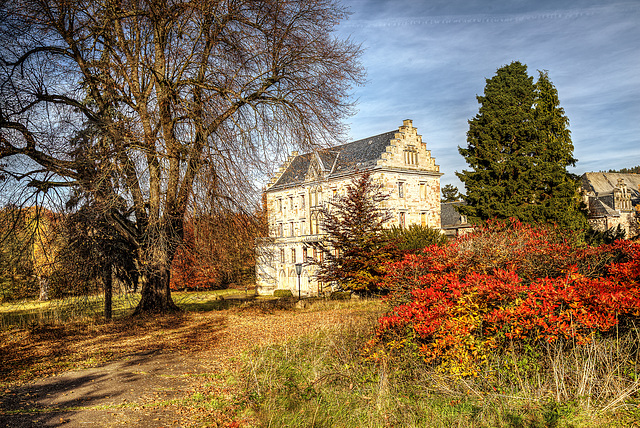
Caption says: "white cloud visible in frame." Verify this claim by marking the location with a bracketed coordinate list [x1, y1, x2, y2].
[338, 0, 640, 188]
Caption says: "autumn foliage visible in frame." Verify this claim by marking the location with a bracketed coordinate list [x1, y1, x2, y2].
[369, 220, 640, 377]
[170, 211, 265, 291]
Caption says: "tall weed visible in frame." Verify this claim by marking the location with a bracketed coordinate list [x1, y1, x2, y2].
[233, 300, 628, 427]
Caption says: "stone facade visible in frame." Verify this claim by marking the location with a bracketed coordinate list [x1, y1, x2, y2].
[581, 172, 640, 238]
[255, 120, 442, 296]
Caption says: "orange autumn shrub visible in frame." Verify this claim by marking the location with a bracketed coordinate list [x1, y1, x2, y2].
[368, 220, 640, 377]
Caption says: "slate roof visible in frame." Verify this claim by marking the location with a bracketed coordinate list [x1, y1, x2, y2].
[588, 198, 620, 218]
[441, 202, 468, 228]
[271, 153, 313, 188]
[269, 130, 397, 189]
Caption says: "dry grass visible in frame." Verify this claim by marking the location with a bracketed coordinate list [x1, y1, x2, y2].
[233, 306, 640, 428]
[2, 295, 639, 427]
[0, 296, 381, 389]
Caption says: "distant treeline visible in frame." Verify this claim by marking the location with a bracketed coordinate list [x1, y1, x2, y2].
[608, 166, 640, 174]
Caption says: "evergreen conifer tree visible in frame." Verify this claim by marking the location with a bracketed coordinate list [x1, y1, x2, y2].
[441, 184, 461, 202]
[457, 62, 586, 229]
[529, 71, 587, 229]
[316, 171, 392, 293]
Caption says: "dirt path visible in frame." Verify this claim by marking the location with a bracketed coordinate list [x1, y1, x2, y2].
[1, 350, 206, 427]
[0, 304, 373, 427]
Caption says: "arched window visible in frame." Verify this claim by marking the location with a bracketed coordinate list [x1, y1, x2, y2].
[310, 212, 319, 235]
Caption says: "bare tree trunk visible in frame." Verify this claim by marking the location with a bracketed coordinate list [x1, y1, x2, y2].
[1, 0, 364, 315]
[38, 275, 49, 301]
[133, 223, 179, 314]
[134, 264, 178, 314]
[103, 263, 112, 321]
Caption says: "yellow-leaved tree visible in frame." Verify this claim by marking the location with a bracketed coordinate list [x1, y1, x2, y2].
[28, 209, 61, 301]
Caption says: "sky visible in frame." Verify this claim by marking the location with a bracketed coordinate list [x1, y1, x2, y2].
[335, 0, 640, 190]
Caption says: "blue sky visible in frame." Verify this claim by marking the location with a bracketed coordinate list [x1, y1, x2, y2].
[336, 0, 640, 190]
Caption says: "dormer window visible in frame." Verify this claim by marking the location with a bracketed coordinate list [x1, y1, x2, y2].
[404, 145, 418, 165]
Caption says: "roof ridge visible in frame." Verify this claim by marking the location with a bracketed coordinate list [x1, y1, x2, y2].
[322, 129, 396, 152]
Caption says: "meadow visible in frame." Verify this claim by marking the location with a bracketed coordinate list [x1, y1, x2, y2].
[1, 289, 638, 427]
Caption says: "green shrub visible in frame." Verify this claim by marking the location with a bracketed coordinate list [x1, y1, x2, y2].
[383, 224, 448, 252]
[273, 289, 293, 298]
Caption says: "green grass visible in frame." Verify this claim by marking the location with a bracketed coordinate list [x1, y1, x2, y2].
[0, 293, 140, 328]
[0, 288, 247, 329]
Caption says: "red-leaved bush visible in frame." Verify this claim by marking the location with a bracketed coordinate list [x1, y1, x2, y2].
[367, 220, 640, 377]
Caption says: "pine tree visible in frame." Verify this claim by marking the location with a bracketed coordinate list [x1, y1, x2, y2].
[529, 71, 587, 229]
[316, 171, 392, 293]
[457, 62, 586, 229]
[441, 184, 461, 202]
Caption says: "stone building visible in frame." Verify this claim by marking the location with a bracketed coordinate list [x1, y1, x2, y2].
[440, 201, 474, 238]
[581, 172, 640, 238]
[255, 120, 442, 296]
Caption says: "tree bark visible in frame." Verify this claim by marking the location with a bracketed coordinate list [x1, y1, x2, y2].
[103, 263, 112, 321]
[38, 275, 49, 302]
[134, 264, 179, 314]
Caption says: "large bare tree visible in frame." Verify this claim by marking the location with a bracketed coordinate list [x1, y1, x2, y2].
[0, 0, 363, 313]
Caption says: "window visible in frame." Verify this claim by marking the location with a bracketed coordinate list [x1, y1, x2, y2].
[289, 196, 294, 211]
[280, 248, 285, 263]
[419, 183, 426, 201]
[278, 223, 283, 237]
[311, 212, 321, 235]
[300, 195, 305, 210]
[404, 145, 418, 165]
[289, 221, 294, 237]
[300, 220, 306, 235]
[421, 212, 427, 226]
[277, 198, 282, 212]
[318, 251, 323, 263]
[313, 248, 317, 261]
[291, 248, 296, 263]
[398, 182, 404, 199]
[399, 212, 406, 228]
[303, 248, 308, 262]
